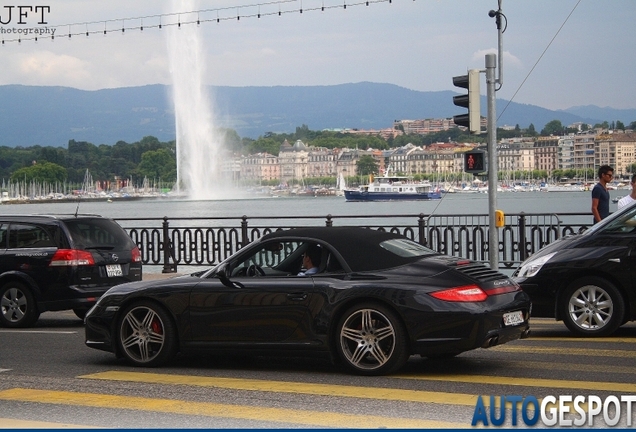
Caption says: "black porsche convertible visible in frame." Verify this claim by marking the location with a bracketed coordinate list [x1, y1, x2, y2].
[85, 227, 530, 375]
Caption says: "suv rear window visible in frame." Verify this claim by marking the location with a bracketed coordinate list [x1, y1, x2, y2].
[64, 219, 134, 249]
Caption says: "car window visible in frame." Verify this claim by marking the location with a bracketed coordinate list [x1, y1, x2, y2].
[8, 224, 56, 249]
[0, 224, 6, 249]
[231, 241, 304, 276]
[64, 219, 133, 249]
[379, 238, 437, 257]
[599, 213, 636, 234]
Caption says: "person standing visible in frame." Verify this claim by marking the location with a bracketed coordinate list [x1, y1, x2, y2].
[592, 165, 613, 223]
[618, 174, 636, 209]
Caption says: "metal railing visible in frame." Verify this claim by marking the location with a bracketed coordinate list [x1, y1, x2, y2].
[115, 212, 592, 273]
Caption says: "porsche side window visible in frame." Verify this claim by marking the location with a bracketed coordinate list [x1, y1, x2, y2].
[233, 241, 303, 276]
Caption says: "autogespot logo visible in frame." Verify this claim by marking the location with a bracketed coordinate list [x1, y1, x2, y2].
[471, 395, 636, 427]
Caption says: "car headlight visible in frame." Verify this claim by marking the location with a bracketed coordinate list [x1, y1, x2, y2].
[516, 251, 557, 278]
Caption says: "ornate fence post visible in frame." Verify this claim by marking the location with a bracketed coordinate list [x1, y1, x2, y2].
[325, 214, 333, 227]
[518, 212, 527, 262]
[161, 216, 176, 273]
[241, 215, 249, 247]
[418, 213, 427, 246]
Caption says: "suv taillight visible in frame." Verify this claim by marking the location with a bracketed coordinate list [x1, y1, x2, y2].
[49, 249, 95, 266]
[131, 246, 142, 263]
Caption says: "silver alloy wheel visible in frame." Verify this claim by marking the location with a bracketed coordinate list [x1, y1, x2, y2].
[339, 308, 396, 371]
[119, 305, 166, 364]
[568, 284, 614, 331]
[1, 287, 27, 323]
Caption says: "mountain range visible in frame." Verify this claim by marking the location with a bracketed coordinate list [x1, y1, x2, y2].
[1, 82, 635, 148]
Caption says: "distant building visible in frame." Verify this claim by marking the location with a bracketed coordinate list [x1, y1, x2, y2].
[279, 139, 309, 183]
[307, 147, 338, 178]
[241, 153, 280, 182]
[595, 133, 636, 178]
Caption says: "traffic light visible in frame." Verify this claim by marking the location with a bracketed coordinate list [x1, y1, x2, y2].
[452, 69, 481, 134]
[464, 150, 486, 174]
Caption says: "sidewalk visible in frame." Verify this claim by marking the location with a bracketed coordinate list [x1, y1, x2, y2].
[142, 272, 184, 281]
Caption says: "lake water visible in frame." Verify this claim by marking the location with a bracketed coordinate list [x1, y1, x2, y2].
[0, 189, 627, 220]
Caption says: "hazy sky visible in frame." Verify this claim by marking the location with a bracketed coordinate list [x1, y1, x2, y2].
[1, 0, 634, 110]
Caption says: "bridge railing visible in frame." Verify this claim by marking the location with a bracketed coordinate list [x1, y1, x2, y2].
[115, 212, 592, 273]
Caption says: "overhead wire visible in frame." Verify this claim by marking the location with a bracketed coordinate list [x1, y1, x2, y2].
[497, 0, 582, 120]
[1, 0, 394, 44]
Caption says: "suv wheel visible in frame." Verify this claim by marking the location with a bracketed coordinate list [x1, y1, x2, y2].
[0, 282, 40, 328]
[561, 277, 624, 337]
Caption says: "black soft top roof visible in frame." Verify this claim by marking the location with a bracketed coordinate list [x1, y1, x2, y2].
[261, 227, 427, 272]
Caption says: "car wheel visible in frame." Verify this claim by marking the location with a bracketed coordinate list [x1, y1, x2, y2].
[0, 282, 40, 328]
[562, 277, 625, 337]
[336, 303, 409, 375]
[117, 301, 177, 367]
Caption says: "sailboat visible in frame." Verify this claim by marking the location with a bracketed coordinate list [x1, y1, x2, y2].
[336, 173, 346, 196]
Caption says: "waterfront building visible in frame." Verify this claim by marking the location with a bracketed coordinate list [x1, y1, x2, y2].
[408, 147, 460, 176]
[388, 143, 418, 174]
[534, 137, 559, 176]
[279, 139, 309, 183]
[557, 136, 575, 171]
[573, 134, 595, 172]
[595, 132, 636, 178]
[336, 148, 363, 178]
[241, 152, 280, 183]
[307, 147, 338, 178]
[497, 140, 535, 174]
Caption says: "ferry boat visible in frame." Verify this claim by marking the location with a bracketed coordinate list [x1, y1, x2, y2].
[344, 175, 442, 202]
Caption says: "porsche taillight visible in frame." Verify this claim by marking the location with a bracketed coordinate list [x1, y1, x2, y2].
[49, 249, 95, 266]
[430, 285, 488, 302]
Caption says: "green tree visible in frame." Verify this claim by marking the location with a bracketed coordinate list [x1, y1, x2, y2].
[356, 155, 379, 176]
[10, 161, 67, 183]
[541, 120, 564, 136]
[136, 148, 177, 182]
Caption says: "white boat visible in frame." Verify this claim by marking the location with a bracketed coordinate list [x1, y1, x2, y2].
[344, 174, 442, 202]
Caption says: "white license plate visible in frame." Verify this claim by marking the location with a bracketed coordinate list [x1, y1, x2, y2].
[503, 310, 524, 326]
[106, 264, 123, 277]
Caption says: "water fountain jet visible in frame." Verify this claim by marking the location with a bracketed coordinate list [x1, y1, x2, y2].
[166, 0, 239, 200]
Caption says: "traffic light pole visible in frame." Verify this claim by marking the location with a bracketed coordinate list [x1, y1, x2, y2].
[486, 53, 498, 270]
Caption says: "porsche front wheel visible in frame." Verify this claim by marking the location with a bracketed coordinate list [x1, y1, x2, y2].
[117, 301, 177, 367]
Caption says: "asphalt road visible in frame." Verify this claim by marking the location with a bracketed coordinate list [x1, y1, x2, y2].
[1, 309, 636, 429]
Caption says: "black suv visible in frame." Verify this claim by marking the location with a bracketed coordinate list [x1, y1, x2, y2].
[0, 214, 142, 327]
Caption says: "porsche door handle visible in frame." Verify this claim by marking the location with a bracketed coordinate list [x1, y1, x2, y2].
[287, 292, 308, 301]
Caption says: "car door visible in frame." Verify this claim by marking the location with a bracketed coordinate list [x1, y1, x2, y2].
[0, 223, 8, 273]
[188, 240, 316, 343]
[5, 223, 59, 300]
[594, 209, 636, 295]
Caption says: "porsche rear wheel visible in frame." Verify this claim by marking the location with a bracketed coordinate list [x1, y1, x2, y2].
[336, 303, 409, 375]
[117, 301, 177, 367]
[562, 277, 624, 337]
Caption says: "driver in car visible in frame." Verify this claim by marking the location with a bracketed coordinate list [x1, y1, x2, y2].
[298, 245, 321, 276]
